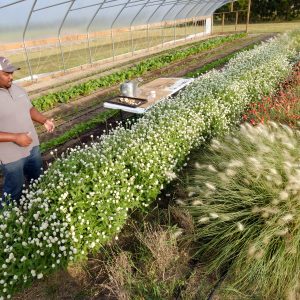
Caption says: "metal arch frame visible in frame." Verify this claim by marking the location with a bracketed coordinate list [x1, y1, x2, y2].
[161, 0, 182, 47]
[209, 0, 235, 33]
[4, 0, 240, 79]
[202, 0, 223, 16]
[207, 0, 233, 15]
[143, 0, 192, 49]
[86, 0, 108, 64]
[22, 0, 37, 80]
[109, 0, 132, 61]
[57, 0, 77, 73]
[189, 0, 218, 36]
[22, 0, 75, 79]
[129, 0, 152, 56]
[183, 1, 205, 40]
[185, 0, 210, 19]
[145, 0, 167, 51]
[34, 1, 73, 12]
[0, 0, 25, 9]
[173, 1, 191, 43]
[69, 0, 115, 11]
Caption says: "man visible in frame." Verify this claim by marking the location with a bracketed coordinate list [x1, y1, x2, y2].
[0, 56, 55, 203]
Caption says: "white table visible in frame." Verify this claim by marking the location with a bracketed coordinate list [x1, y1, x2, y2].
[103, 77, 194, 114]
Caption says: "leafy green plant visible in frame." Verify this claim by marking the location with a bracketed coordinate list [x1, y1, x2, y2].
[32, 33, 246, 112]
[186, 43, 256, 78]
[181, 122, 300, 298]
[40, 110, 118, 153]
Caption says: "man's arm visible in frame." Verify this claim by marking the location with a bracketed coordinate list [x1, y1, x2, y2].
[30, 107, 55, 133]
[0, 132, 32, 147]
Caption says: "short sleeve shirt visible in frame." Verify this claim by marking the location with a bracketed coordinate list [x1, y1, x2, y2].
[0, 83, 39, 164]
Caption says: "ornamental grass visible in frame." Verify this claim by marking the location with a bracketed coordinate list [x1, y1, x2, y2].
[181, 122, 300, 298]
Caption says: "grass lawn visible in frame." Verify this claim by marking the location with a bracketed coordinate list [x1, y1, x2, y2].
[248, 20, 300, 33]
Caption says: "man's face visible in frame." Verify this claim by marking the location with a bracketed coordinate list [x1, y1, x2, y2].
[0, 71, 13, 89]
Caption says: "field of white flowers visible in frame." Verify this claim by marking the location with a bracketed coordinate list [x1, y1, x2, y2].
[0, 32, 299, 298]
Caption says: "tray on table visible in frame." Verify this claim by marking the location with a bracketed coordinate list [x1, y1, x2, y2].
[106, 96, 148, 108]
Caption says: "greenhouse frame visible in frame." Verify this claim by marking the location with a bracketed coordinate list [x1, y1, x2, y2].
[0, 0, 250, 80]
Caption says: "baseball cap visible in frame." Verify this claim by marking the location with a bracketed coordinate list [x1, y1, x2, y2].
[0, 57, 20, 72]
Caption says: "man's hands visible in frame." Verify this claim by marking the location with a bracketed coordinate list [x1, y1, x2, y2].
[30, 108, 55, 132]
[14, 132, 32, 147]
[43, 118, 55, 133]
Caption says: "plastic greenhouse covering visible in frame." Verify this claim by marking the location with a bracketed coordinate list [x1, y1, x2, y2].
[0, 0, 235, 79]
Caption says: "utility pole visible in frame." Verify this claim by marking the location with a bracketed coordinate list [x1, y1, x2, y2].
[246, 0, 252, 33]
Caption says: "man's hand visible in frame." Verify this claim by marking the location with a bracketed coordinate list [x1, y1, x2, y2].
[14, 132, 32, 147]
[43, 119, 55, 133]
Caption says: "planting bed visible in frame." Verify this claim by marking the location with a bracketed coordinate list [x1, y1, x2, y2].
[36, 33, 272, 155]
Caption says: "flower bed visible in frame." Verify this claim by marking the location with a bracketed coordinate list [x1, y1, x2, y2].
[0, 32, 298, 298]
[243, 61, 300, 127]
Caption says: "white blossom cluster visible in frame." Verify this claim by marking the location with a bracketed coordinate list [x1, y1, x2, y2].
[0, 32, 298, 298]
[182, 122, 300, 297]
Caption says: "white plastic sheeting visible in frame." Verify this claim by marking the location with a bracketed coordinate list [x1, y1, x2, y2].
[0, 0, 233, 43]
[0, 0, 234, 80]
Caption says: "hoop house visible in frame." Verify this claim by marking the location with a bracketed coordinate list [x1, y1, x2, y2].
[0, 0, 236, 80]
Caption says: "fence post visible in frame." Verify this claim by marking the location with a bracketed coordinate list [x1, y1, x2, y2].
[246, 0, 252, 33]
[222, 13, 225, 33]
[235, 11, 239, 31]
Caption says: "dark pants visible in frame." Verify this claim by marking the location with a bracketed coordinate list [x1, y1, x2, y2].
[1, 146, 42, 204]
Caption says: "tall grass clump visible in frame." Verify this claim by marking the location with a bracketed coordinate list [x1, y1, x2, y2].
[181, 122, 300, 298]
[101, 225, 189, 299]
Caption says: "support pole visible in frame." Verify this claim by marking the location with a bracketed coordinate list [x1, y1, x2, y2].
[161, 0, 180, 48]
[246, 0, 251, 33]
[235, 11, 238, 31]
[86, 1, 108, 64]
[58, 0, 76, 73]
[222, 12, 225, 33]
[22, 0, 37, 81]
[146, 0, 168, 51]
[173, 1, 191, 45]
[130, 0, 151, 56]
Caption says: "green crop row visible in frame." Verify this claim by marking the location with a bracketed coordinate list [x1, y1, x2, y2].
[186, 43, 257, 78]
[32, 33, 246, 112]
[40, 109, 118, 153]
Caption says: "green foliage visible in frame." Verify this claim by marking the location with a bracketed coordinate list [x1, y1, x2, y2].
[40, 110, 118, 153]
[185, 44, 256, 78]
[32, 33, 246, 112]
[181, 123, 300, 298]
[217, 0, 300, 21]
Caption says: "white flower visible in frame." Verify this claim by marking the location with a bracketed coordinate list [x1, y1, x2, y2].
[237, 222, 244, 231]
[209, 212, 219, 219]
[205, 182, 216, 191]
[281, 214, 294, 223]
[198, 217, 210, 223]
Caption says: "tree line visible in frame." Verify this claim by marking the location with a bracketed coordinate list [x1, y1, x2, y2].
[217, 0, 300, 21]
